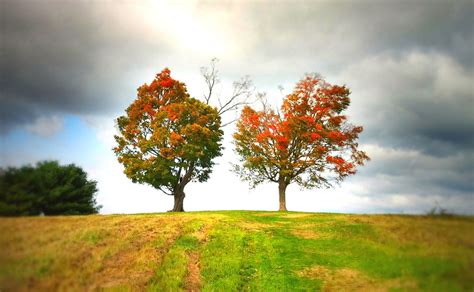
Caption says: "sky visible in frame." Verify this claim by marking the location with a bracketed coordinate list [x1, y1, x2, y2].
[1, 0, 473, 214]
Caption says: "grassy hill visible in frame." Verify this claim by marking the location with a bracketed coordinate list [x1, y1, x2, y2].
[0, 211, 473, 291]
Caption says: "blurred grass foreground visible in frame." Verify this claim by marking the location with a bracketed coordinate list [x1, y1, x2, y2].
[1, 211, 473, 291]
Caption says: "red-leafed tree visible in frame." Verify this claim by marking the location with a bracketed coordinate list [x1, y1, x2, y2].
[233, 74, 369, 211]
[114, 68, 223, 212]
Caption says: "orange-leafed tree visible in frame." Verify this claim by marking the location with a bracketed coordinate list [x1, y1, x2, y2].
[114, 68, 223, 212]
[233, 74, 369, 211]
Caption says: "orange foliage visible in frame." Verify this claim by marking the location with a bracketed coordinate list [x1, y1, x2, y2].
[169, 132, 184, 146]
[114, 68, 223, 201]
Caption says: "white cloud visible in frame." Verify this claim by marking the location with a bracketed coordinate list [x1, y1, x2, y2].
[24, 115, 64, 137]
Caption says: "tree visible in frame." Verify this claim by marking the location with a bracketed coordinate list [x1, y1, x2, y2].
[233, 74, 369, 211]
[0, 161, 101, 216]
[114, 68, 223, 212]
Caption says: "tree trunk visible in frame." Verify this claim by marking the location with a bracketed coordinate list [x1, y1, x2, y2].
[169, 163, 194, 212]
[278, 179, 288, 212]
[170, 190, 185, 212]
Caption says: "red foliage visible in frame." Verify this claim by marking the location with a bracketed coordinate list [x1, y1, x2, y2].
[234, 74, 369, 189]
[310, 133, 321, 141]
[276, 136, 289, 150]
[327, 131, 346, 144]
[160, 78, 174, 88]
[249, 113, 260, 127]
[326, 156, 345, 165]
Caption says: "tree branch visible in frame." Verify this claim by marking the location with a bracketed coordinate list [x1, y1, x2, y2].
[200, 58, 255, 127]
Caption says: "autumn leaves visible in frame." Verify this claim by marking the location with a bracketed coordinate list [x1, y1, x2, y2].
[114, 69, 223, 211]
[233, 75, 369, 210]
[114, 68, 368, 212]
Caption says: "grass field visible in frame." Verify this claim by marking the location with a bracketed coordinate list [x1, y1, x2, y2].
[0, 211, 473, 291]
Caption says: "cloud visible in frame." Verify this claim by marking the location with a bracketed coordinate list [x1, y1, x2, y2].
[24, 115, 64, 137]
[189, 0, 474, 78]
[334, 51, 474, 155]
[354, 144, 473, 194]
[0, 0, 263, 134]
[2, 1, 472, 134]
[0, 1, 181, 133]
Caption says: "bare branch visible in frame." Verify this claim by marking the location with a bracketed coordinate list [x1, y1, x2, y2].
[217, 75, 254, 115]
[200, 58, 255, 127]
[200, 58, 219, 105]
[221, 118, 239, 128]
[256, 92, 270, 112]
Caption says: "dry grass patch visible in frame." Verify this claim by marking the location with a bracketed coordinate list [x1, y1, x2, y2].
[291, 228, 322, 239]
[253, 213, 281, 217]
[90, 217, 187, 290]
[0, 215, 194, 291]
[346, 215, 474, 254]
[191, 217, 219, 243]
[299, 265, 416, 291]
[283, 213, 314, 218]
[239, 221, 270, 231]
[289, 223, 325, 239]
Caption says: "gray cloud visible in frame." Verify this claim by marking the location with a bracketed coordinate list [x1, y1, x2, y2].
[353, 144, 473, 193]
[337, 52, 474, 155]
[191, 0, 473, 77]
[0, 0, 176, 133]
[2, 0, 472, 132]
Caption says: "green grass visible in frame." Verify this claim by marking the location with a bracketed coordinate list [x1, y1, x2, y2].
[0, 211, 473, 291]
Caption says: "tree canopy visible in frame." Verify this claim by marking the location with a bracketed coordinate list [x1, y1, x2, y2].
[114, 68, 223, 212]
[233, 74, 369, 211]
[0, 161, 101, 216]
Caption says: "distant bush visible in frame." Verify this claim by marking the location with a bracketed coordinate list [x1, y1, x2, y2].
[0, 161, 101, 216]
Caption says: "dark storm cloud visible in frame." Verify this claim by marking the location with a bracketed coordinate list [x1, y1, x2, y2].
[338, 52, 474, 156]
[335, 51, 474, 206]
[352, 145, 474, 195]
[0, 1, 174, 133]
